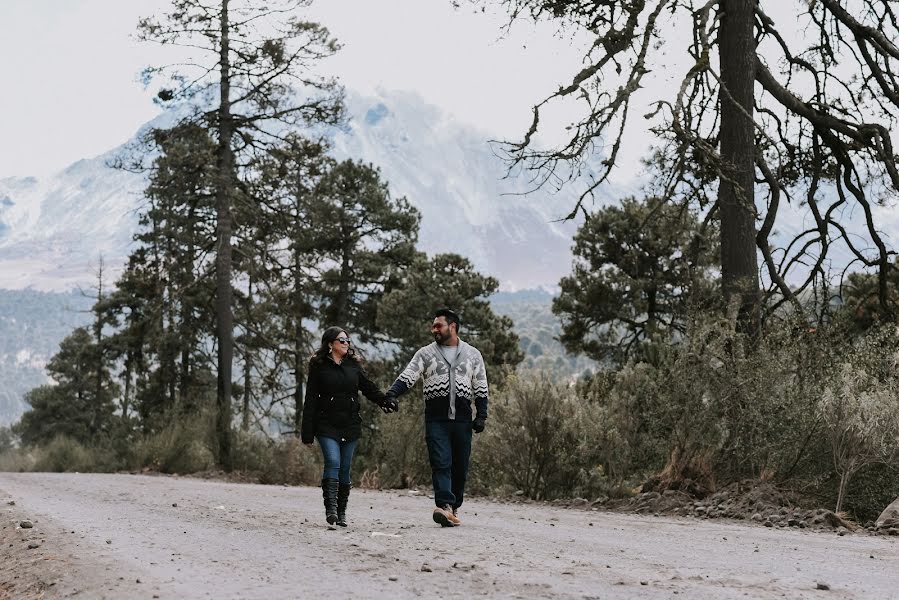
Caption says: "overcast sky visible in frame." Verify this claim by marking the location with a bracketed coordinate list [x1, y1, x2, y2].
[0, 0, 602, 179]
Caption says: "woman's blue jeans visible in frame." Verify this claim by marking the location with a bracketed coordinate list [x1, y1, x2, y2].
[317, 436, 359, 485]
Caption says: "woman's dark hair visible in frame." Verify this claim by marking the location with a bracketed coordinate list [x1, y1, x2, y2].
[309, 326, 361, 366]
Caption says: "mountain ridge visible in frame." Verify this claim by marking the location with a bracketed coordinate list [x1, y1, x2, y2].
[0, 88, 612, 293]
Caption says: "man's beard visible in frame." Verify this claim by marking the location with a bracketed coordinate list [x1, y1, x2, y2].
[434, 331, 448, 344]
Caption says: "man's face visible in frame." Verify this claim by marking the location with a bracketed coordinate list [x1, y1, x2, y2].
[431, 316, 454, 344]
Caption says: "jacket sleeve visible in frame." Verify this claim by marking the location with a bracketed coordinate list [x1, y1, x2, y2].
[300, 364, 320, 444]
[386, 348, 426, 399]
[358, 366, 387, 406]
[473, 350, 488, 421]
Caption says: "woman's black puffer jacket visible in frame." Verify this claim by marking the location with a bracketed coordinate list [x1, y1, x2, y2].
[300, 356, 386, 443]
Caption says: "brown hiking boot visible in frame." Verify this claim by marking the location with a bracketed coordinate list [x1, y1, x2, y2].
[433, 505, 460, 527]
[451, 507, 462, 525]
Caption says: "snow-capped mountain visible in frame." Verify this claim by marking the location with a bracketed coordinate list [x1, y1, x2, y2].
[0, 89, 617, 293]
[0, 164, 138, 291]
[331, 91, 609, 289]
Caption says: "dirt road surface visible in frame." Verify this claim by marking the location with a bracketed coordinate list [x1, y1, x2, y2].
[0, 473, 896, 599]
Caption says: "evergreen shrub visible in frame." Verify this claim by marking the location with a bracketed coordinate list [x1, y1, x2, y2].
[32, 436, 99, 472]
[232, 434, 320, 486]
[130, 412, 216, 473]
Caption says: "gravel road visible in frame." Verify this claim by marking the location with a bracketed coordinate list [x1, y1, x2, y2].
[0, 473, 897, 599]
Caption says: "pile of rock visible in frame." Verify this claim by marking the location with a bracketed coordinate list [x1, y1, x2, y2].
[749, 507, 852, 533]
[607, 481, 857, 533]
[490, 483, 899, 537]
[869, 497, 899, 536]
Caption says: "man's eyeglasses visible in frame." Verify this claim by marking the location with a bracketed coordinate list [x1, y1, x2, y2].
[335, 337, 351, 345]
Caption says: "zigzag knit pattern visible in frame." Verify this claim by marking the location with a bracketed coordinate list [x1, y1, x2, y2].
[390, 340, 488, 422]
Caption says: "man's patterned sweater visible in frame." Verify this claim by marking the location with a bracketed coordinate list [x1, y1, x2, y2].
[387, 340, 489, 422]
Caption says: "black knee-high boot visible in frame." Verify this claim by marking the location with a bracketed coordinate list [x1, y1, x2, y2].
[337, 483, 351, 527]
[321, 478, 339, 525]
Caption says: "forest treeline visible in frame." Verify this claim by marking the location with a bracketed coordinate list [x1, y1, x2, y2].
[4, 0, 899, 523]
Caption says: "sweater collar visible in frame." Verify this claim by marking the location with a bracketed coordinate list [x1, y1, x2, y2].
[431, 339, 467, 353]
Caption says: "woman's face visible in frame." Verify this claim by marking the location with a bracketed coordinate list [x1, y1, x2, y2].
[330, 331, 350, 359]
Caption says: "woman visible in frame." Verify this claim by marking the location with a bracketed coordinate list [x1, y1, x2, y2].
[301, 326, 395, 527]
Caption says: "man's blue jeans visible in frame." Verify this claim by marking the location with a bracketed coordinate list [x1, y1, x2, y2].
[425, 420, 473, 509]
[317, 436, 359, 485]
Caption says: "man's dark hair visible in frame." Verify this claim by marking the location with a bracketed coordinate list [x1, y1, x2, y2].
[434, 308, 461, 333]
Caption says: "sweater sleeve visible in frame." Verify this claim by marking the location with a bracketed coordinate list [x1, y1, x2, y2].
[473, 350, 488, 421]
[387, 348, 426, 399]
[300, 365, 320, 444]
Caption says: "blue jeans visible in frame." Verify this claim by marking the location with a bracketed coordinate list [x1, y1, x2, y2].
[425, 420, 472, 509]
[317, 436, 359, 485]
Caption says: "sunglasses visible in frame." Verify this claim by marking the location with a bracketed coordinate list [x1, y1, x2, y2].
[335, 337, 351, 345]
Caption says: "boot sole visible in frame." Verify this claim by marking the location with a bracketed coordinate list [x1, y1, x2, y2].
[433, 510, 456, 527]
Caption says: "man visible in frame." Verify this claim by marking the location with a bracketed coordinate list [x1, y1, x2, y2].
[384, 308, 488, 527]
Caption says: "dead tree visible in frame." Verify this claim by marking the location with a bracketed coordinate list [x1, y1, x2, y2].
[489, 0, 899, 325]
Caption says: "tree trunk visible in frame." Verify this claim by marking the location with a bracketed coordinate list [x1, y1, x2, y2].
[241, 351, 252, 432]
[178, 207, 196, 410]
[293, 250, 305, 436]
[835, 469, 850, 514]
[93, 260, 105, 420]
[718, 0, 760, 332]
[135, 345, 146, 425]
[324, 205, 353, 326]
[215, 0, 234, 471]
[241, 272, 253, 433]
[294, 349, 305, 436]
[166, 284, 178, 411]
[122, 355, 132, 422]
[178, 334, 190, 406]
[334, 221, 353, 326]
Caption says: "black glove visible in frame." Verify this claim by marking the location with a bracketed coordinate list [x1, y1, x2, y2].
[380, 396, 399, 414]
[472, 417, 486, 433]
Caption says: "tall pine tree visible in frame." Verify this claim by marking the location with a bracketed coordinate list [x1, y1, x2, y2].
[138, 0, 344, 468]
[310, 159, 421, 340]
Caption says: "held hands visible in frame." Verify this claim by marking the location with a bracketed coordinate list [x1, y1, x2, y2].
[380, 394, 399, 414]
[472, 417, 486, 434]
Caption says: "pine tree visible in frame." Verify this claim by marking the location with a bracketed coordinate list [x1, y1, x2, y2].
[15, 328, 119, 446]
[552, 196, 718, 364]
[103, 123, 218, 430]
[377, 253, 524, 383]
[238, 136, 331, 434]
[310, 159, 421, 340]
[142, 124, 218, 415]
[138, 0, 344, 469]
